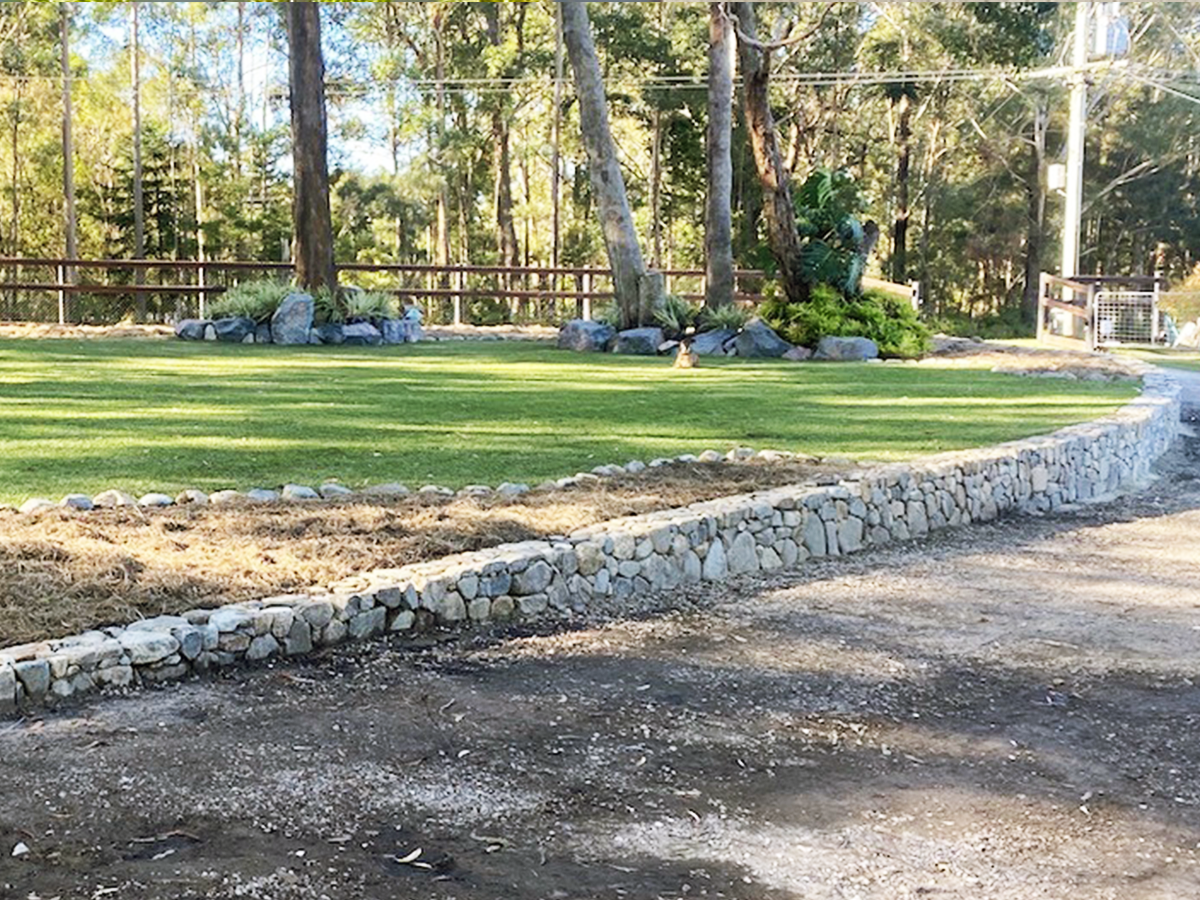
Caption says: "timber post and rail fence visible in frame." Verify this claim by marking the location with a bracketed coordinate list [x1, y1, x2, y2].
[0, 257, 919, 328]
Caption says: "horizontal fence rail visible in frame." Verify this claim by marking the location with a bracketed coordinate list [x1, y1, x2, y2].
[0, 258, 916, 328]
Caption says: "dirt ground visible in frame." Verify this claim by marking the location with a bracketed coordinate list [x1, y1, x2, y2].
[1, 416, 1199, 898]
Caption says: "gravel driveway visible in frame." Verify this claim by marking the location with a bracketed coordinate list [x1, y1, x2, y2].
[2, 410, 1199, 899]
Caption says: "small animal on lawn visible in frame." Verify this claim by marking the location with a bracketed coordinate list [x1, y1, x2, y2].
[674, 340, 699, 369]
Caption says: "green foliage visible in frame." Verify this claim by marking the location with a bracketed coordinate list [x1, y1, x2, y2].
[308, 287, 397, 325]
[208, 281, 290, 323]
[697, 304, 750, 333]
[761, 284, 931, 359]
[591, 303, 622, 328]
[467, 297, 512, 327]
[343, 290, 397, 323]
[653, 294, 698, 340]
[928, 307, 1033, 341]
[794, 169, 873, 298]
[311, 287, 341, 325]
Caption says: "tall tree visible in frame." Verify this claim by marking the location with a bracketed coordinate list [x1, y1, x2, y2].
[730, 2, 807, 304]
[286, 1, 335, 293]
[561, 0, 654, 328]
[705, 2, 735, 309]
[60, 2, 77, 266]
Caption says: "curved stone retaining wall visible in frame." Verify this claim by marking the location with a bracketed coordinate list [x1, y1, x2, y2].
[0, 370, 1180, 715]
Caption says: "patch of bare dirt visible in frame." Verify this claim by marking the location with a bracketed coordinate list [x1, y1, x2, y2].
[0, 322, 175, 340]
[927, 336, 1145, 379]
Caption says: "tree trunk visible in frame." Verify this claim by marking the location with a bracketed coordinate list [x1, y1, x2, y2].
[1022, 101, 1048, 324]
[132, 1, 146, 320]
[61, 2, 77, 270]
[484, 5, 519, 282]
[286, 1, 336, 294]
[551, 1, 563, 291]
[433, 9, 450, 286]
[561, 0, 651, 328]
[704, 2, 735, 310]
[891, 92, 911, 284]
[650, 108, 663, 269]
[730, 2, 807, 304]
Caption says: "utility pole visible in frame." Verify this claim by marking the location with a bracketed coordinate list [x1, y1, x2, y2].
[1061, 1, 1091, 280]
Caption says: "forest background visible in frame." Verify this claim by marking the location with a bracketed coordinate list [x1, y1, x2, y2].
[1, 1, 1198, 335]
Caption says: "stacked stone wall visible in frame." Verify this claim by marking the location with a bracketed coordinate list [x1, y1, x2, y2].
[0, 371, 1179, 714]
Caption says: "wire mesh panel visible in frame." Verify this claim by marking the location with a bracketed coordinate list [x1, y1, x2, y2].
[1093, 291, 1159, 346]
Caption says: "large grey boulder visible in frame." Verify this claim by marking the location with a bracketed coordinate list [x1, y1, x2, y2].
[558, 319, 617, 353]
[271, 292, 314, 345]
[615, 327, 665, 356]
[814, 335, 879, 361]
[734, 317, 792, 358]
[174, 319, 210, 341]
[691, 328, 737, 356]
[213, 317, 256, 343]
[343, 322, 383, 346]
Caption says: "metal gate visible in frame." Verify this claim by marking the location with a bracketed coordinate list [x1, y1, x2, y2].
[1093, 290, 1161, 347]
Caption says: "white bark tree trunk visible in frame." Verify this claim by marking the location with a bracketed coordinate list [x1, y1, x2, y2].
[705, 3, 735, 309]
[561, 1, 653, 328]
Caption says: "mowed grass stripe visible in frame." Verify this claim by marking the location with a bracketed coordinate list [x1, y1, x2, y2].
[0, 339, 1136, 505]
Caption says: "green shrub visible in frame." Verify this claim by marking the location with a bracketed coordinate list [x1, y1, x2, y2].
[696, 303, 750, 333]
[928, 307, 1032, 340]
[653, 294, 697, 340]
[311, 286, 341, 324]
[343, 289, 397, 322]
[209, 280, 291, 323]
[591, 303, 622, 328]
[468, 297, 512, 326]
[761, 283, 930, 358]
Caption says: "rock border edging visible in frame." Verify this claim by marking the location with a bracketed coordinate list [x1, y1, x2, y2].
[0, 365, 1179, 715]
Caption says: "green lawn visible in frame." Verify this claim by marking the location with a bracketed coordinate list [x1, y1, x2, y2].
[1126, 347, 1200, 372]
[0, 339, 1137, 506]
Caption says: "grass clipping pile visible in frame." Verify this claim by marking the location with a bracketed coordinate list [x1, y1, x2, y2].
[0, 461, 843, 647]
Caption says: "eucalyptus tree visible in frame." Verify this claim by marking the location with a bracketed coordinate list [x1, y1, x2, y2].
[286, 1, 335, 293]
[561, 0, 655, 328]
[705, 2, 734, 309]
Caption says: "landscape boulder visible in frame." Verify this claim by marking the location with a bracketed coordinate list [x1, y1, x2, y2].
[691, 328, 737, 356]
[271, 292, 314, 345]
[343, 322, 383, 346]
[313, 323, 345, 345]
[174, 319, 210, 341]
[558, 319, 617, 353]
[213, 317, 256, 343]
[734, 317, 792, 358]
[615, 326, 665, 356]
[255, 323, 273, 344]
[381, 318, 406, 344]
[814, 335, 880, 361]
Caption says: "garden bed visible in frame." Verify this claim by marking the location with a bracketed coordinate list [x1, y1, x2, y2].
[0, 459, 847, 647]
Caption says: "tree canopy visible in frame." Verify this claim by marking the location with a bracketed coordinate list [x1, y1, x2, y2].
[1, 1, 1197, 329]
